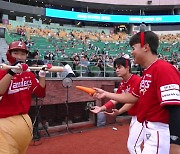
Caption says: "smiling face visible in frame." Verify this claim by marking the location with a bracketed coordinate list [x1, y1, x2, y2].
[10, 50, 28, 63]
[129, 31, 159, 67]
[131, 43, 146, 65]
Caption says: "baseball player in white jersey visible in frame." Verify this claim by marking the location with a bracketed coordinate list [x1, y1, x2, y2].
[92, 31, 180, 154]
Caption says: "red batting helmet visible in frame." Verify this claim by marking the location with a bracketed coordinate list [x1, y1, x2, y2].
[6, 41, 29, 63]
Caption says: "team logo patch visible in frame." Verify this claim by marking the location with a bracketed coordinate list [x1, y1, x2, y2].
[160, 84, 179, 91]
[161, 84, 180, 101]
[146, 134, 151, 140]
[122, 86, 131, 93]
[18, 41, 23, 47]
[170, 135, 179, 141]
[146, 74, 151, 78]
[161, 90, 180, 101]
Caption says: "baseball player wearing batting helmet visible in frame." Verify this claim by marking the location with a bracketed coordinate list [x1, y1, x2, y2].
[91, 57, 144, 154]
[92, 31, 180, 154]
[6, 40, 29, 64]
[0, 41, 46, 153]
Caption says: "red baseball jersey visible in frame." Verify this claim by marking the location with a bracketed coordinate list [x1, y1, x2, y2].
[116, 74, 141, 116]
[0, 70, 46, 118]
[132, 59, 180, 124]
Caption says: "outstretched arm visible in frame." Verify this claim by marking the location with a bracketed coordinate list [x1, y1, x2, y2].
[90, 100, 116, 114]
[93, 88, 138, 104]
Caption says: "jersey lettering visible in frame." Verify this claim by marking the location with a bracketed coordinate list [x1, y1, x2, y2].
[139, 79, 151, 95]
[8, 78, 32, 94]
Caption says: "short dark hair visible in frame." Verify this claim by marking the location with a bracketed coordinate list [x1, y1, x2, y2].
[114, 57, 131, 72]
[129, 31, 159, 55]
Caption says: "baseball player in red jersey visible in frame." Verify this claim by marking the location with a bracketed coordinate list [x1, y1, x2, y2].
[0, 41, 46, 154]
[92, 31, 180, 154]
[91, 57, 144, 154]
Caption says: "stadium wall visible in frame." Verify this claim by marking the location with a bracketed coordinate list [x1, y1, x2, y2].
[32, 78, 119, 107]
[29, 78, 120, 127]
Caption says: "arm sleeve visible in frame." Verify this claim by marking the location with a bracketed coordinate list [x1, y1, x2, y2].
[33, 84, 46, 98]
[131, 78, 141, 98]
[0, 70, 9, 96]
[30, 73, 46, 98]
[116, 85, 122, 94]
[155, 65, 180, 107]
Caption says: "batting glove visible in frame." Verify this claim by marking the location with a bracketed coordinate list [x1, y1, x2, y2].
[7, 61, 28, 76]
[38, 70, 46, 78]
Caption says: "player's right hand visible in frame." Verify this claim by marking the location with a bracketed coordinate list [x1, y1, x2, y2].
[92, 88, 106, 99]
[11, 61, 28, 74]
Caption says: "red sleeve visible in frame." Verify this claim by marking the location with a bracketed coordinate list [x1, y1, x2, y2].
[0, 70, 9, 96]
[131, 76, 141, 98]
[29, 73, 46, 98]
[155, 64, 180, 106]
[0, 70, 7, 80]
[116, 82, 122, 94]
[130, 75, 141, 94]
[33, 84, 46, 98]
[116, 87, 122, 94]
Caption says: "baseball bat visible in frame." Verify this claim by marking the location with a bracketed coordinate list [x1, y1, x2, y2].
[0, 63, 65, 72]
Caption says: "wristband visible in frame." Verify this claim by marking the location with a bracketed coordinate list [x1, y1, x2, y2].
[104, 100, 115, 110]
[7, 69, 16, 76]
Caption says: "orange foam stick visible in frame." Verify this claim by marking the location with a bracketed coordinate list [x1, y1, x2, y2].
[76, 86, 96, 95]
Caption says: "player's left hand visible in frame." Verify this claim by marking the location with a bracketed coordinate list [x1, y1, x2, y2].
[38, 70, 46, 78]
[42, 64, 52, 71]
[90, 106, 102, 114]
[39, 64, 52, 77]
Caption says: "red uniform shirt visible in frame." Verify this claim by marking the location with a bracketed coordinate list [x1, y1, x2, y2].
[116, 74, 141, 116]
[132, 59, 180, 124]
[0, 70, 46, 118]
